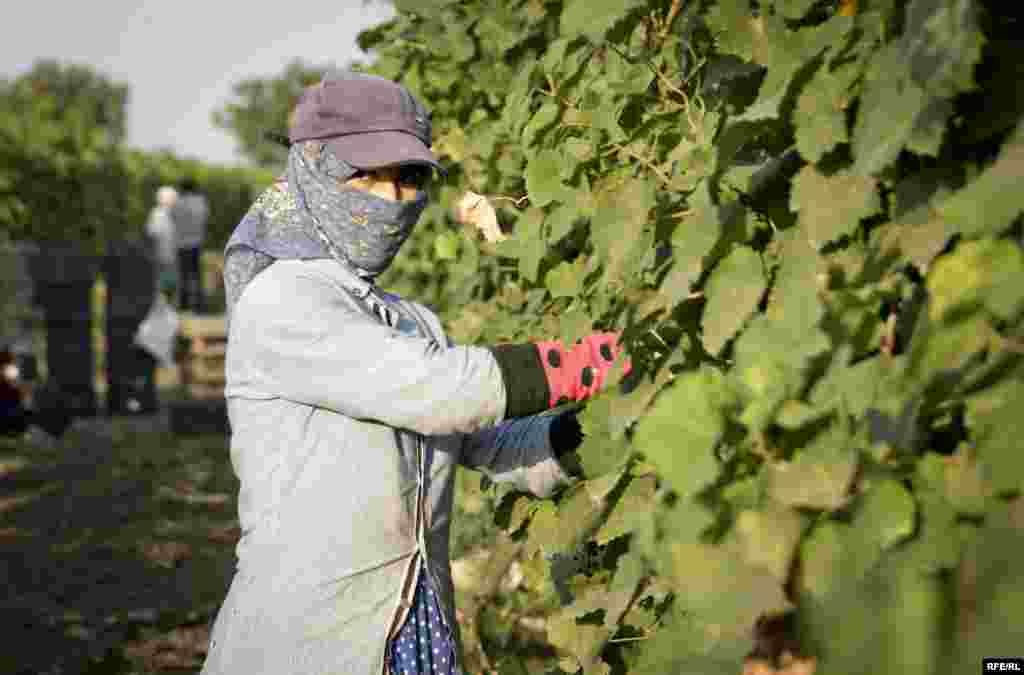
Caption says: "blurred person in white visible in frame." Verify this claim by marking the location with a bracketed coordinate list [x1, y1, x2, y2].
[171, 177, 210, 312]
[145, 185, 179, 297]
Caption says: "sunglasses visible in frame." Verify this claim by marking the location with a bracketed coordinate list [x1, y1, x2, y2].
[349, 165, 433, 191]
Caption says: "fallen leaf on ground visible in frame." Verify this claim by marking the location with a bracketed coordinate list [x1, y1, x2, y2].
[207, 523, 241, 544]
[0, 527, 34, 540]
[123, 623, 211, 671]
[158, 485, 230, 507]
[141, 541, 193, 568]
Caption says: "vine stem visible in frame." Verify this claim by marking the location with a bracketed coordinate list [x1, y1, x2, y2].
[996, 334, 1024, 354]
[608, 142, 675, 187]
[488, 194, 530, 207]
[658, 0, 686, 43]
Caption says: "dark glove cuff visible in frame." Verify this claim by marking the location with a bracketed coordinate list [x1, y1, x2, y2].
[549, 410, 584, 458]
[487, 343, 551, 419]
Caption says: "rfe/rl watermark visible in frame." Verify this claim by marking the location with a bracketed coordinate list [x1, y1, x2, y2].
[985, 658, 1024, 672]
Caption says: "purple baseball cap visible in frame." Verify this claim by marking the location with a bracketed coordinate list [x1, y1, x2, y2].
[289, 72, 445, 175]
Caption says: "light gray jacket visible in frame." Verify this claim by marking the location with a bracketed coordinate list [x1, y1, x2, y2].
[200, 259, 569, 675]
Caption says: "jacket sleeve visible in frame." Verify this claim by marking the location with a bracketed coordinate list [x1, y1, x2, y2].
[225, 261, 507, 436]
[459, 414, 571, 499]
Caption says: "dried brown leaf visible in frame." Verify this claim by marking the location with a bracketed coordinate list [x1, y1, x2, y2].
[455, 191, 508, 243]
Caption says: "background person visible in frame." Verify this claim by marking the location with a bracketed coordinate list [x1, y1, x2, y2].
[202, 72, 631, 675]
[145, 185, 179, 298]
[171, 177, 209, 312]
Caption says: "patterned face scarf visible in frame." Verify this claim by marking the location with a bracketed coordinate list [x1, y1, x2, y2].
[223, 141, 428, 319]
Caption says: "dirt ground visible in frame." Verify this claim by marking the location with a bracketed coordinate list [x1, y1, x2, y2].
[1, 409, 240, 675]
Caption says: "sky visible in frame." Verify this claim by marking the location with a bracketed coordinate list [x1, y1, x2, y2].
[0, 0, 395, 167]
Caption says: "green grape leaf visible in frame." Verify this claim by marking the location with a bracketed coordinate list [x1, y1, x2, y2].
[546, 257, 586, 298]
[433, 230, 460, 260]
[793, 63, 857, 163]
[851, 45, 929, 175]
[902, 0, 985, 100]
[541, 37, 573, 77]
[558, 306, 593, 348]
[768, 421, 860, 511]
[514, 208, 547, 283]
[790, 165, 881, 248]
[522, 102, 560, 147]
[670, 542, 793, 651]
[874, 205, 958, 273]
[526, 501, 577, 556]
[663, 182, 721, 305]
[547, 611, 612, 669]
[966, 376, 1024, 496]
[606, 551, 646, 627]
[734, 14, 852, 122]
[800, 479, 917, 605]
[705, 0, 769, 64]
[507, 494, 541, 534]
[798, 521, 846, 600]
[800, 543, 949, 674]
[902, 490, 962, 574]
[726, 505, 805, 584]
[779, 0, 820, 20]
[547, 202, 580, 243]
[857, 478, 917, 553]
[908, 312, 992, 381]
[560, 0, 641, 43]
[605, 366, 674, 441]
[594, 475, 658, 545]
[937, 122, 1024, 238]
[577, 402, 632, 477]
[768, 455, 858, 512]
[632, 366, 732, 498]
[952, 501, 1024, 672]
[810, 355, 883, 420]
[700, 245, 766, 356]
[917, 449, 991, 517]
[629, 604, 744, 675]
[906, 97, 954, 157]
[590, 176, 655, 283]
[733, 241, 830, 422]
[526, 149, 568, 208]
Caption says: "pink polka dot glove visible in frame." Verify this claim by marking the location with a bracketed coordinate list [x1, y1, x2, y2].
[534, 332, 632, 407]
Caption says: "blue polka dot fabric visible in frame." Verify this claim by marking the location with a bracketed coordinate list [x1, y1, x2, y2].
[387, 562, 459, 675]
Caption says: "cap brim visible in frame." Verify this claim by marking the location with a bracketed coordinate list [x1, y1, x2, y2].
[325, 131, 447, 176]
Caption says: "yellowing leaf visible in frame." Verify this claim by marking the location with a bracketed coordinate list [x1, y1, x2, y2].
[927, 238, 1024, 322]
[670, 542, 793, 649]
[728, 506, 805, 584]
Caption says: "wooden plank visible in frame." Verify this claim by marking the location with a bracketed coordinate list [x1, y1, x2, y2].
[178, 313, 227, 339]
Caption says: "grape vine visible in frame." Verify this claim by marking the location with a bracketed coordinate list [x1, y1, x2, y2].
[365, 0, 1023, 673]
